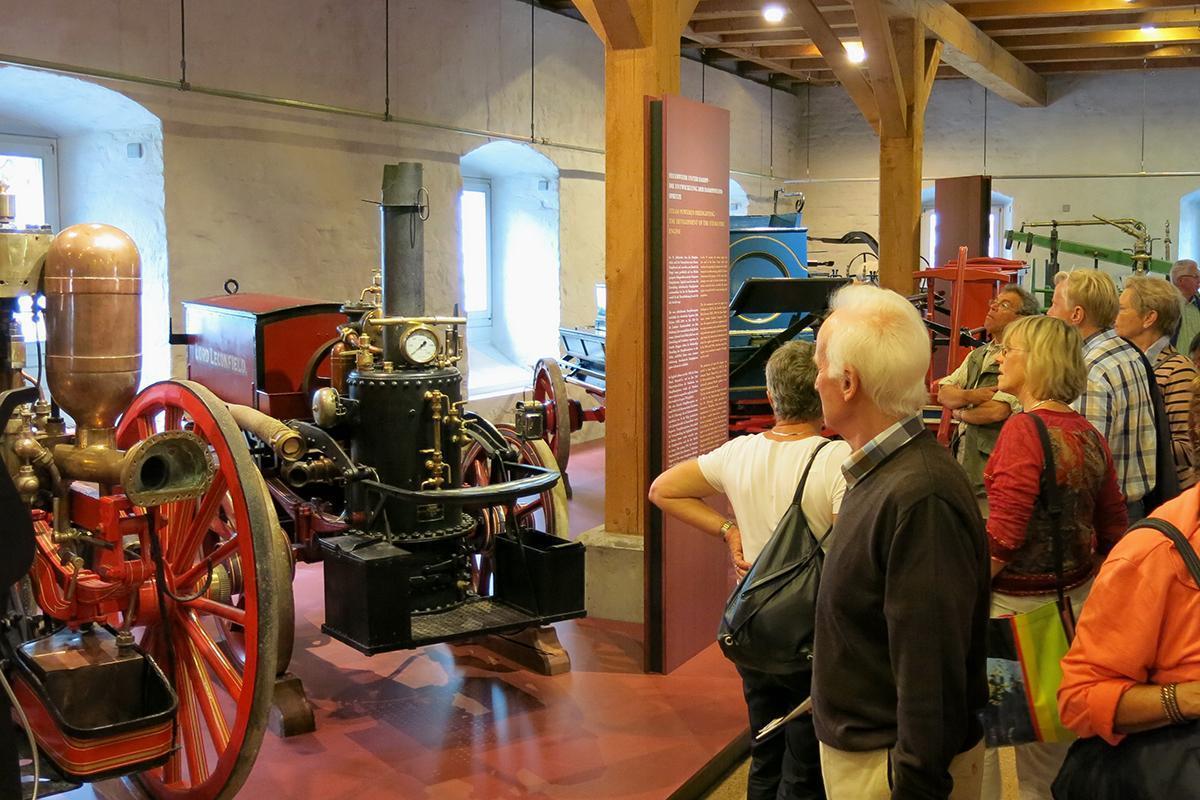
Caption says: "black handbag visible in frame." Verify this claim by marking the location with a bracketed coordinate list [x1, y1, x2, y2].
[1052, 517, 1200, 800]
[717, 439, 832, 675]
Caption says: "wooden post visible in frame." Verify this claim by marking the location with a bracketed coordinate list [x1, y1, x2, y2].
[575, 0, 698, 535]
[877, 18, 939, 294]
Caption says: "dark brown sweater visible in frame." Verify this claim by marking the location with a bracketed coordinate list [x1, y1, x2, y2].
[813, 431, 990, 799]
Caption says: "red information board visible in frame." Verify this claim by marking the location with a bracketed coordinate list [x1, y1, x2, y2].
[647, 95, 732, 674]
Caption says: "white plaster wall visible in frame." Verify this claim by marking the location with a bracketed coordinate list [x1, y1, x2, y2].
[58, 127, 169, 383]
[799, 69, 1200, 283]
[0, 0, 807, 443]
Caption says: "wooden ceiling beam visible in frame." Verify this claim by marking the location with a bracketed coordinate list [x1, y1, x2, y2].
[706, 33, 822, 47]
[684, 19, 821, 82]
[977, 8, 1200, 36]
[788, 0, 882, 130]
[572, 0, 648, 48]
[1034, 54, 1200, 71]
[949, 0, 1200, 22]
[996, 25, 1200, 49]
[853, 0, 908, 135]
[1016, 43, 1200, 61]
[909, 0, 1047, 106]
[693, 0, 851, 19]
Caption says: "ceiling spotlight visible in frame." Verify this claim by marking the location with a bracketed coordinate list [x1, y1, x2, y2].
[763, 4, 786, 23]
[844, 41, 867, 64]
[1141, 24, 1157, 33]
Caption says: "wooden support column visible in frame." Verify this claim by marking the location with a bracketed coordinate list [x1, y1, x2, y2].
[574, 0, 698, 535]
[877, 18, 940, 293]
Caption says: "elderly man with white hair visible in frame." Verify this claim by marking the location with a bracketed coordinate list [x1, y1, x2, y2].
[812, 283, 990, 800]
[1169, 258, 1200, 352]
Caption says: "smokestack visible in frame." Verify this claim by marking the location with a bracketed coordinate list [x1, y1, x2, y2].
[380, 162, 425, 362]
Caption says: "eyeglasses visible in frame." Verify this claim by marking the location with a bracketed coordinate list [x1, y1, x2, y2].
[988, 299, 1017, 312]
[997, 344, 1026, 356]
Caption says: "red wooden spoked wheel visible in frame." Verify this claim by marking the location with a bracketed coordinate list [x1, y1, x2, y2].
[461, 423, 570, 593]
[531, 357, 572, 476]
[461, 440, 506, 595]
[116, 380, 279, 800]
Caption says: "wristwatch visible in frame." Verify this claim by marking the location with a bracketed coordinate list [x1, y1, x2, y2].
[719, 520, 736, 540]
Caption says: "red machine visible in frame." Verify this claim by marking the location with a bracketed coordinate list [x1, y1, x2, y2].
[919, 254, 1025, 381]
[0, 222, 281, 799]
[182, 292, 347, 420]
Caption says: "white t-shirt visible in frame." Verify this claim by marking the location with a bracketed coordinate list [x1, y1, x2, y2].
[697, 434, 851, 564]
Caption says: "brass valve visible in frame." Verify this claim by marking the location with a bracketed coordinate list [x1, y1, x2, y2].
[419, 447, 449, 489]
[356, 333, 376, 370]
[449, 400, 470, 446]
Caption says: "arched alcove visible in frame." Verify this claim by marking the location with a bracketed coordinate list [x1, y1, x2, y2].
[1180, 188, 1200, 261]
[459, 141, 561, 397]
[0, 65, 168, 384]
[729, 178, 750, 216]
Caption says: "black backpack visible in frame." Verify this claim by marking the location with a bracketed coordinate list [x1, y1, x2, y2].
[1131, 345, 1180, 512]
[717, 439, 832, 675]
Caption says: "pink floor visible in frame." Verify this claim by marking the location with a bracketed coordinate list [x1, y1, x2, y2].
[65, 437, 747, 800]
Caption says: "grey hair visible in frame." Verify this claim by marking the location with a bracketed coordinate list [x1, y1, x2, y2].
[1170, 259, 1199, 282]
[1124, 275, 1184, 337]
[1000, 283, 1039, 317]
[765, 340, 823, 423]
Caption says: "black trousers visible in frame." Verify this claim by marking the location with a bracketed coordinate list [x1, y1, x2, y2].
[737, 665, 825, 800]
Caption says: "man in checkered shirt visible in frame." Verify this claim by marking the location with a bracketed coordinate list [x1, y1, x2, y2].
[1048, 269, 1157, 519]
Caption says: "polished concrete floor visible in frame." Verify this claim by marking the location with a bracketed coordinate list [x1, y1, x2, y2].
[56, 435, 745, 800]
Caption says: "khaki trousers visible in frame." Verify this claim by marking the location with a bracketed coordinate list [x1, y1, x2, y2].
[819, 738, 985, 800]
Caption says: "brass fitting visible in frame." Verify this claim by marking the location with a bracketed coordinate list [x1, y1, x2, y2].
[227, 404, 304, 461]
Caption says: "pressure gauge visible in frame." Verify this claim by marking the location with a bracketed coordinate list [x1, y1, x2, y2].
[400, 325, 439, 366]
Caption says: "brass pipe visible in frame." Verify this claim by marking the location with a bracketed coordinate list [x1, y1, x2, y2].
[52, 437, 124, 486]
[365, 315, 467, 327]
[227, 404, 304, 461]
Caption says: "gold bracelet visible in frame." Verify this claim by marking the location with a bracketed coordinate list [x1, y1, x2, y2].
[1162, 683, 1188, 725]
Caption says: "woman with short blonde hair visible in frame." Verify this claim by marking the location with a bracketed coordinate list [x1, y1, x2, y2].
[1116, 275, 1198, 489]
[1003, 315, 1088, 404]
[980, 314, 1128, 799]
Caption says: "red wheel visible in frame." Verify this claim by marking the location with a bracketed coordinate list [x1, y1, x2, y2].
[460, 442, 504, 595]
[461, 424, 570, 594]
[116, 380, 280, 800]
[531, 357, 572, 476]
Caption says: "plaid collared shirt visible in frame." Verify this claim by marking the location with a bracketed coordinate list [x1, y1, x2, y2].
[1072, 328, 1157, 503]
[842, 414, 927, 489]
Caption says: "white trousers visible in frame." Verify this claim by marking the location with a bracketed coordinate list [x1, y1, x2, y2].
[820, 738, 985, 800]
[980, 579, 1094, 800]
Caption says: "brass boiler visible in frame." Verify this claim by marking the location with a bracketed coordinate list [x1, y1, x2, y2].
[42, 223, 211, 504]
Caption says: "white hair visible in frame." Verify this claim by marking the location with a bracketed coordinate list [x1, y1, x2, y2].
[824, 283, 931, 419]
[1171, 259, 1199, 281]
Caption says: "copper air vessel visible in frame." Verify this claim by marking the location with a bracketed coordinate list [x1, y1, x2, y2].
[44, 222, 142, 440]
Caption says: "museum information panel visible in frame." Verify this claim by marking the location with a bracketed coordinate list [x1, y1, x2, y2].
[647, 95, 731, 674]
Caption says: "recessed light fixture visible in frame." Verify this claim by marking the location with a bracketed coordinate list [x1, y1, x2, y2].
[1141, 24, 1157, 33]
[844, 41, 867, 63]
[763, 4, 786, 23]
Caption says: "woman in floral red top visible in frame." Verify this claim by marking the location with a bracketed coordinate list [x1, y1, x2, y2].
[980, 315, 1128, 800]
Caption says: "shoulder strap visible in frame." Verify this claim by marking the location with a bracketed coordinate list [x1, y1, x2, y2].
[1131, 518, 1200, 589]
[1026, 412, 1067, 605]
[790, 438, 834, 506]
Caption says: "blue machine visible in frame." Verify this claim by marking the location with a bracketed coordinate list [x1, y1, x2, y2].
[729, 212, 810, 404]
